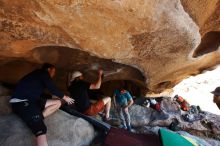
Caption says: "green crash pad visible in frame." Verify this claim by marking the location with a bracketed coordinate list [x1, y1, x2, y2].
[159, 129, 194, 146]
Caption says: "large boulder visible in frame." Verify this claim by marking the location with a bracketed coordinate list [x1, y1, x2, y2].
[0, 110, 95, 146]
[0, 0, 220, 93]
[129, 104, 169, 127]
[160, 98, 181, 115]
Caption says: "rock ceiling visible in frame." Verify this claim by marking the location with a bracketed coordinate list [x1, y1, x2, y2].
[0, 0, 220, 93]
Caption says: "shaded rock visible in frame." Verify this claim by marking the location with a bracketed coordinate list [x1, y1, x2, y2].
[129, 104, 169, 127]
[129, 105, 153, 126]
[178, 131, 213, 146]
[202, 112, 220, 135]
[0, 84, 12, 115]
[204, 138, 220, 146]
[160, 98, 181, 115]
[0, 96, 11, 115]
[0, 110, 95, 146]
[0, 84, 10, 96]
[135, 126, 161, 135]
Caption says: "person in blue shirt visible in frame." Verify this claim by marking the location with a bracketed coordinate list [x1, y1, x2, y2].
[10, 63, 74, 146]
[113, 87, 134, 132]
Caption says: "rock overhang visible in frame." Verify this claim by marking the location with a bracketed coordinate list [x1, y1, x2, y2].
[0, 0, 220, 94]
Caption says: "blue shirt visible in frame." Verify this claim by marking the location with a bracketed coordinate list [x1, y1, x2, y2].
[114, 89, 132, 106]
[11, 69, 64, 101]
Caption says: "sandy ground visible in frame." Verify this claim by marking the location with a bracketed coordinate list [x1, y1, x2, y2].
[172, 65, 220, 115]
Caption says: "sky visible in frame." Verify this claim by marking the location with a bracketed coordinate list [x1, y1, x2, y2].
[172, 65, 220, 115]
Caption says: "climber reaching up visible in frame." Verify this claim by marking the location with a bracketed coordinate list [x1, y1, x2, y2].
[68, 70, 111, 121]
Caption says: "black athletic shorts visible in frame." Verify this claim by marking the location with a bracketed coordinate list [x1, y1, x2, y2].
[11, 99, 47, 136]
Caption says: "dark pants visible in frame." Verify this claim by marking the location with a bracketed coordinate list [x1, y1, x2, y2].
[11, 99, 47, 136]
[117, 107, 131, 130]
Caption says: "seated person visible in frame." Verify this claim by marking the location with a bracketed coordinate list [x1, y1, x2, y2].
[68, 70, 111, 120]
[10, 63, 74, 146]
[113, 87, 133, 131]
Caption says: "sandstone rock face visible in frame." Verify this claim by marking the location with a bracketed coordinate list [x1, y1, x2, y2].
[181, 0, 220, 34]
[0, 110, 95, 146]
[0, 0, 220, 93]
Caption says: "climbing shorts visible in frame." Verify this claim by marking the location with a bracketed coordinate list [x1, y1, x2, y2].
[83, 99, 104, 116]
[11, 99, 47, 136]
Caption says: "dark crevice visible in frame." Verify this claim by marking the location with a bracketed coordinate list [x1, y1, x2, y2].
[153, 81, 172, 92]
[0, 46, 147, 93]
[100, 80, 146, 97]
[31, 46, 146, 84]
[193, 31, 220, 58]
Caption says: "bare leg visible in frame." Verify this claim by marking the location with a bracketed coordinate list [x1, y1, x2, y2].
[36, 134, 48, 146]
[102, 97, 111, 119]
[43, 99, 61, 118]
